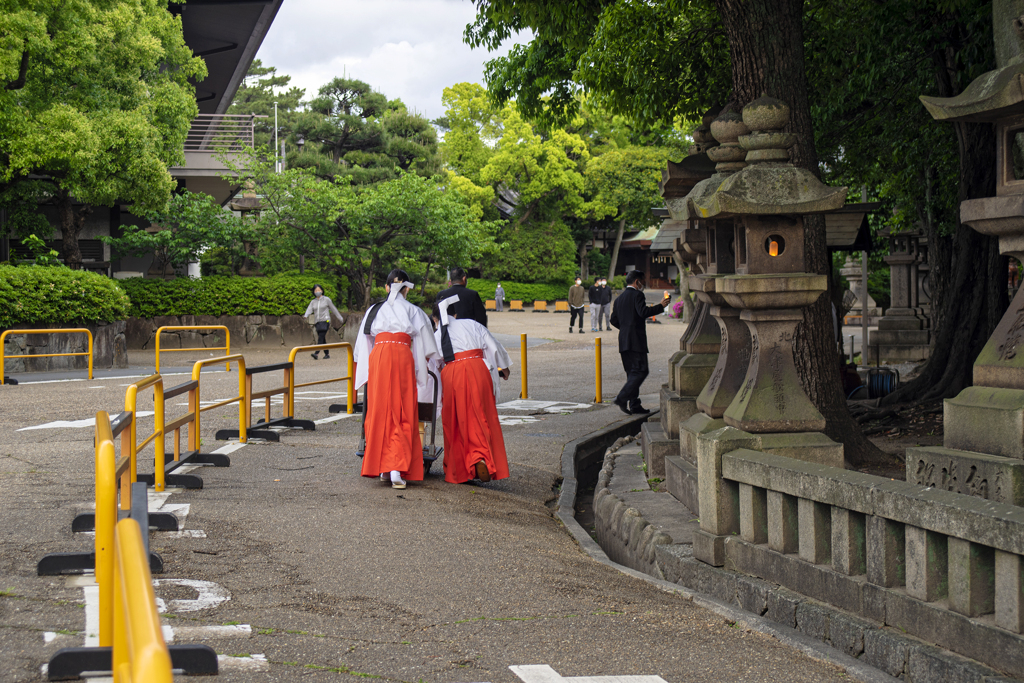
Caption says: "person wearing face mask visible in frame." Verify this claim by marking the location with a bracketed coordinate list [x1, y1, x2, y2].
[303, 284, 344, 359]
[609, 270, 670, 415]
[567, 276, 585, 333]
[588, 277, 601, 331]
[598, 278, 613, 331]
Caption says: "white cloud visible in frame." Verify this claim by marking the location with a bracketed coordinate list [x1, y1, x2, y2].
[254, 0, 528, 120]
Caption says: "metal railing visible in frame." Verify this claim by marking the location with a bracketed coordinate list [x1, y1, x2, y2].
[0, 328, 93, 384]
[183, 113, 263, 153]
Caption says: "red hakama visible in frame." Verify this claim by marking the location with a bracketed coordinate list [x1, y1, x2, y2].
[440, 349, 510, 484]
[361, 332, 424, 481]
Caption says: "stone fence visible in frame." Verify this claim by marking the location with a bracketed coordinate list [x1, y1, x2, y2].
[2, 321, 128, 374]
[702, 434, 1024, 678]
[124, 314, 359, 352]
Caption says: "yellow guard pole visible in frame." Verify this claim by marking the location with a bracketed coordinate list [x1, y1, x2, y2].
[520, 333, 528, 399]
[595, 337, 602, 404]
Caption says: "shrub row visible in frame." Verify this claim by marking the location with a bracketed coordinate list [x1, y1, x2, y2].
[118, 275, 337, 318]
[0, 265, 131, 327]
[466, 278, 574, 303]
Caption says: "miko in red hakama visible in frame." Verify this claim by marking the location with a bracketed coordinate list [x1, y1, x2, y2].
[440, 349, 509, 484]
[360, 332, 424, 481]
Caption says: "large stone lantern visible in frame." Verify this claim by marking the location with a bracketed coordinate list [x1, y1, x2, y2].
[692, 96, 847, 434]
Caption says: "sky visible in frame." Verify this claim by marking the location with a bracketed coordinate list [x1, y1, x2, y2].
[252, 0, 529, 121]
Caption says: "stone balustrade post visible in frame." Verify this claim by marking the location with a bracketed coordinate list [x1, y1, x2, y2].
[798, 499, 831, 564]
[694, 427, 760, 566]
[867, 515, 905, 588]
[905, 526, 948, 602]
[767, 490, 799, 554]
[831, 508, 866, 576]
[738, 483, 768, 544]
[996, 550, 1024, 633]
[949, 537, 995, 618]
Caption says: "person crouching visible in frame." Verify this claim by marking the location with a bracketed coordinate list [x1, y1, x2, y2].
[433, 296, 511, 484]
[354, 269, 440, 489]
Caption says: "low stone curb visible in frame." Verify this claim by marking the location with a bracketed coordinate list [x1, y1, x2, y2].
[557, 413, 905, 683]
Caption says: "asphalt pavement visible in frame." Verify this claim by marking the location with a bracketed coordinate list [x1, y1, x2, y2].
[0, 309, 854, 682]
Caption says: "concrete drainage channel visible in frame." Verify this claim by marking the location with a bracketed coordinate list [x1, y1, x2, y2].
[559, 412, 916, 683]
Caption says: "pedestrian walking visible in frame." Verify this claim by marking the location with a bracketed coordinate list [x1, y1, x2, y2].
[568, 277, 585, 333]
[495, 281, 505, 312]
[598, 278, 613, 331]
[588, 277, 601, 331]
[609, 271, 670, 415]
[354, 269, 440, 489]
[303, 284, 344, 359]
[437, 267, 488, 327]
[432, 295, 512, 484]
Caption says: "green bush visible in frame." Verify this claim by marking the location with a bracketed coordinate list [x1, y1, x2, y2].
[118, 275, 340, 318]
[0, 265, 131, 327]
[466, 278, 574, 302]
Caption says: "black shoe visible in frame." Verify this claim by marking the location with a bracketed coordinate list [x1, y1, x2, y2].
[324, 353, 330, 359]
[311, 353, 319, 360]
[579, 328, 584, 333]
[613, 398, 631, 415]
[630, 404, 651, 415]
[569, 328, 573, 333]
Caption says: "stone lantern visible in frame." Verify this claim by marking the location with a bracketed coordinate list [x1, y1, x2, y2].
[691, 95, 847, 435]
[908, 9, 1024, 505]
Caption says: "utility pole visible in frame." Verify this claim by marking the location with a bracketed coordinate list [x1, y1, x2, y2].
[274, 101, 279, 173]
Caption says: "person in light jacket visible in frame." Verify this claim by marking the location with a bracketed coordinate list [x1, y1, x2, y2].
[495, 282, 505, 312]
[303, 284, 344, 359]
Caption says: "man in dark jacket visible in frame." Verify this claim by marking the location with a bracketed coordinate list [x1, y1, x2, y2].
[588, 278, 601, 331]
[436, 267, 488, 327]
[609, 270, 670, 414]
[597, 277, 613, 330]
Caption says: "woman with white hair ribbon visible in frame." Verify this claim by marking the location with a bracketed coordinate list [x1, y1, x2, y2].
[432, 294, 512, 484]
[354, 269, 439, 489]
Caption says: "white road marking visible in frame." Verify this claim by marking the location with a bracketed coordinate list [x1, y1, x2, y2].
[153, 578, 230, 612]
[17, 411, 155, 431]
[83, 584, 100, 647]
[218, 653, 269, 672]
[499, 415, 542, 426]
[168, 624, 251, 642]
[315, 412, 357, 425]
[43, 631, 58, 643]
[498, 400, 592, 414]
[510, 664, 667, 682]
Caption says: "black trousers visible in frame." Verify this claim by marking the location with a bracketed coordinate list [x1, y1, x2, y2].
[570, 306, 584, 329]
[313, 325, 330, 356]
[616, 351, 649, 408]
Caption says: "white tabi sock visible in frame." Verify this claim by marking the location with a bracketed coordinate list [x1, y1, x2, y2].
[390, 470, 405, 485]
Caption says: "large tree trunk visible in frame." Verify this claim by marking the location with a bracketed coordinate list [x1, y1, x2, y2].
[881, 39, 1004, 405]
[56, 188, 88, 270]
[607, 216, 626, 280]
[714, 0, 886, 466]
[579, 240, 589, 281]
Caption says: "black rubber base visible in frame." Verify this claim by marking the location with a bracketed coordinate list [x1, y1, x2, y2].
[37, 551, 163, 576]
[47, 643, 217, 679]
[216, 428, 280, 442]
[137, 472, 204, 489]
[72, 511, 179, 533]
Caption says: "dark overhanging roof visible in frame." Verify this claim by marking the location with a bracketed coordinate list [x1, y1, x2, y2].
[171, 0, 284, 115]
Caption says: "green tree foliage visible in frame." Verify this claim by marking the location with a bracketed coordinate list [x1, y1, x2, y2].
[292, 78, 439, 184]
[0, 0, 207, 269]
[0, 265, 130, 326]
[102, 190, 250, 273]
[226, 152, 499, 308]
[227, 59, 305, 149]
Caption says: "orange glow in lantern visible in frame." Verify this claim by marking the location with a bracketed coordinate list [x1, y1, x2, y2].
[769, 240, 779, 257]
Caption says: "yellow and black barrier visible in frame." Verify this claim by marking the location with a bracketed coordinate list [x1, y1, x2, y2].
[0, 327, 94, 385]
[154, 324, 230, 374]
[39, 410, 167, 576]
[218, 343, 353, 440]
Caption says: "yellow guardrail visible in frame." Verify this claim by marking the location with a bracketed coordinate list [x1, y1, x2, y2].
[94, 411, 132, 647]
[287, 343, 355, 416]
[520, 333, 528, 399]
[112, 518, 173, 682]
[595, 337, 603, 404]
[154, 325, 229, 374]
[0, 327, 93, 384]
[191, 354, 247, 445]
[124, 374, 166, 490]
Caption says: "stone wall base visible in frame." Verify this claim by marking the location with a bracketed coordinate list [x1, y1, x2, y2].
[2, 321, 127, 374]
[124, 314, 360, 352]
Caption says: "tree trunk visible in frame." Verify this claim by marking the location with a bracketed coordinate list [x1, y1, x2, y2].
[607, 216, 626, 280]
[672, 253, 694, 322]
[881, 39, 1004, 405]
[714, 0, 887, 467]
[579, 240, 589, 281]
[56, 188, 84, 270]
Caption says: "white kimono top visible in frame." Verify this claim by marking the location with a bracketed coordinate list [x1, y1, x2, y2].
[434, 317, 513, 400]
[354, 294, 440, 403]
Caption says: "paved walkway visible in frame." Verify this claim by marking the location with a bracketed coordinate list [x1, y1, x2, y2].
[1, 312, 855, 681]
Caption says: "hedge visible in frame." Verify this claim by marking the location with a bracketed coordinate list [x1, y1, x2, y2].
[118, 275, 338, 319]
[466, 278, 574, 303]
[0, 265, 131, 327]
